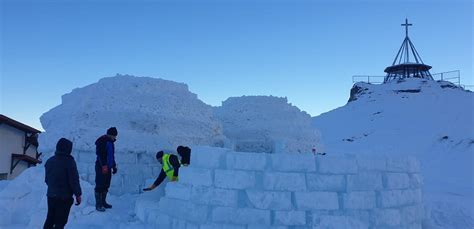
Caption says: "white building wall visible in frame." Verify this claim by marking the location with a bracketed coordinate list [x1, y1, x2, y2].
[0, 124, 39, 180]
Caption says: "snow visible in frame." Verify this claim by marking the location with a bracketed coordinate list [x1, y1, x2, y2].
[39, 74, 226, 152]
[139, 150, 425, 228]
[215, 95, 321, 153]
[306, 174, 346, 191]
[212, 207, 270, 225]
[0, 150, 424, 228]
[342, 191, 377, 209]
[273, 210, 306, 226]
[214, 169, 256, 189]
[189, 146, 228, 169]
[294, 191, 339, 210]
[40, 76, 322, 155]
[179, 167, 214, 187]
[0, 181, 8, 193]
[246, 190, 292, 210]
[164, 183, 191, 201]
[271, 153, 316, 172]
[346, 172, 384, 191]
[0, 166, 147, 228]
[226, 151, 268, 171]
[384, 172, 411, 189]
[0, 76, 472, 228]
[316, 215, 369, 229]
[37, 75, 325, 196]
[317, 156, 358, 174]
[189, 185, 239, 207]
[158, 197, 208, 223]
[263, 172, 307, 191]
[313, 78, 474, 228]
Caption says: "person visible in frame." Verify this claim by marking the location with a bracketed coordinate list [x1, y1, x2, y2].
[177, 145, 191, 166]
[143, 146, 191, 191]
[44, 138, 82, 229]
[94, 127, 118, 212]
[313, 144, 326, 155]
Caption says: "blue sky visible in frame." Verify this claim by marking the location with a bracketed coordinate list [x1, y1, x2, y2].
[1, 0, 472, 130]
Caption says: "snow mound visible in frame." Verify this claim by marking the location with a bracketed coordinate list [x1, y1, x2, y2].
[313, 78, 474, 228]
[0, 165, 146, 228]
[315, 78, 473, 155]
[215, 96, 321, 153]
[40, 74, 226, 152]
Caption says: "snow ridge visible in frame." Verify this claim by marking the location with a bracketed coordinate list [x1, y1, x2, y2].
[215, 95, 321, 153]
[40, 74, 226, 152]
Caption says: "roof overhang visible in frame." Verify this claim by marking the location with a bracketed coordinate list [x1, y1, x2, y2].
[0, 114, 41, 134]
[384, 63, 432, 73]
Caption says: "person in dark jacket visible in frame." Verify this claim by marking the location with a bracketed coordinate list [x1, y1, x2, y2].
[44, 138, 82, 229]
[177, 146, 191, 166]
[143, 146, 191, 191]
[94, 127, 118, 212]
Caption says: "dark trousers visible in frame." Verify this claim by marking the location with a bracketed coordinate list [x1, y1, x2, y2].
[95, 161, 112, 192]
[44, 196, 73, 229]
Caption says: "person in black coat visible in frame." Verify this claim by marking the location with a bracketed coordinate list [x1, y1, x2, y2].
[44, 138, 82, 229]
[94, 127, 118, 212]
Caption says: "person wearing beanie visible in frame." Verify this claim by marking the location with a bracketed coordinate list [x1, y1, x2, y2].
[44, 138, 82, 229]
[177, 146, 191, 166]
[94, 127, 118, 212]
[143, 146, 191, 191]
[107, 127, 118, 136]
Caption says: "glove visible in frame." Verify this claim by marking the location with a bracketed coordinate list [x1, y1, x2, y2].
[143, 184, 157, 192]
[171, 176, 178, 182]
[102, 165, 109, 174]
[75, 195, 82, 206]
[112, 167, 117, 174]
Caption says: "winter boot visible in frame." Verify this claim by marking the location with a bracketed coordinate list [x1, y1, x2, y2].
[95, 191, 106, 212]
[102, 192, 112, 209]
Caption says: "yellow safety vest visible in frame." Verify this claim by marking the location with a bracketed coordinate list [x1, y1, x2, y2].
[162, 154, 179, 181]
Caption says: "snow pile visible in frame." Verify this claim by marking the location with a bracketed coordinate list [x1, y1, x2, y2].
[215, 96, 320, 153]
[0, 165, 146, 228]
[136, 147, 426, 228]
[315, 78, 473, 155]
[313, 78, 474, 228]
[0, 180, 7, 193]
[40, 74, 225, 152]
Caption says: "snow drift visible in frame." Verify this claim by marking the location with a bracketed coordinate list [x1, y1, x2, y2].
[37, 75, 325, 197]
[313, 78, 474, 228]
[1, 75, 471, 228]
[0, 166, 147, 228]
[215, 96, 321, 153]
[40, 74, 226, 152]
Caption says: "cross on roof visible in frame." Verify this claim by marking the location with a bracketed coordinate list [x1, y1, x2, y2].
[401, 18, 412, 37]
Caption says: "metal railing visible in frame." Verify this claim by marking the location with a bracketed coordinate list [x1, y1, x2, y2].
[352, 75, 385, 84]
[353, 70, 463, 86]
[431, 70, 461, 85]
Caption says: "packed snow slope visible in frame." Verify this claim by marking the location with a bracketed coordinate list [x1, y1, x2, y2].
[0, 166, 148, 228]
[215, 96, 321, 153]
[40, 74, 225, 152]
[312, 78, 474, 228]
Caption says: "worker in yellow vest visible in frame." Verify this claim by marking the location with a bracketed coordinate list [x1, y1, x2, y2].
[143, 146, 190, 191]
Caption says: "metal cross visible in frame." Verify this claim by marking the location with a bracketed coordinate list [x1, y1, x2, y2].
[401, 18, 412, 37]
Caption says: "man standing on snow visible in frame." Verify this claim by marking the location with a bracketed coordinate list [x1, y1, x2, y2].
[143, 146, 191, 191]
[44, 138, 82, 229]
[94, 127, 118, 212]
